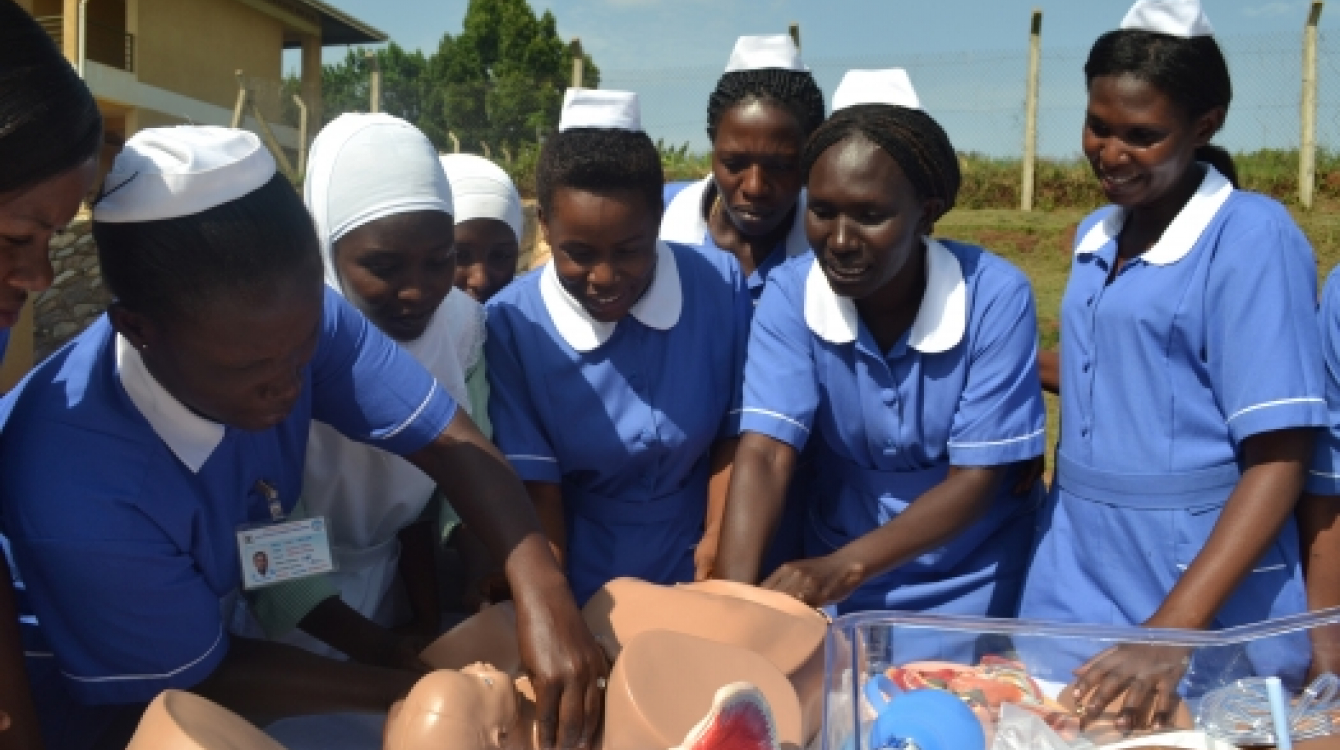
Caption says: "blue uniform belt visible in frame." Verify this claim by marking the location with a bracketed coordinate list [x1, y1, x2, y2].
[1056, 451, 1241, 509]
[564, 471, 707, 526]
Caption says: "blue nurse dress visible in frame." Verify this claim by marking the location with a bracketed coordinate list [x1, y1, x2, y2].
[1018, 165, 1325, 689]
[0, 288, 457, 749]
[485, 241, 751, 604]
[742, 239, 1045, 624]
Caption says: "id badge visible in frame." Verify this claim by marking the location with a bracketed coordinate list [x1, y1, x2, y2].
[236, 479, 335, 590]
[237, 517, 335, 590]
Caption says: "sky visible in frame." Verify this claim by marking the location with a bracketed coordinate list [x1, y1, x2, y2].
[293, 0, 1340, 157]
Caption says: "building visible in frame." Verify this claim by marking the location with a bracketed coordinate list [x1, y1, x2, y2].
[0, 0, 385, 391]
[13, 0, 384, 153]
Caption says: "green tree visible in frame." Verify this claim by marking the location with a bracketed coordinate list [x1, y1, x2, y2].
[317, 0, 599, 157]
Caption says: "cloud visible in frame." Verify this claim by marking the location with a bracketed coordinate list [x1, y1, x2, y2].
[1242, 1, 1307, 18]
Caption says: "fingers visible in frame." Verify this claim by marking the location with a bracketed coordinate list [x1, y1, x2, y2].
[556, 670, 588, 750]
[1115, 676, 1154, 733]
[581, 668, 605, 749]
[1150, 686, 1182, 731]
[534, 677, 561, 750]
[1072, 654, 1123, 728]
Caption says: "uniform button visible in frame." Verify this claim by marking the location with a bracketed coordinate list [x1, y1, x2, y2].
[1087, 296, 1094, 307]
[883, 446, 898, 457]
[880, 389, 896, 405]
[1082, 428, 1090, 437]
[1082, 362, 1091, 373]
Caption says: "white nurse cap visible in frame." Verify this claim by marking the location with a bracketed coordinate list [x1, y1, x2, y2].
[723, 34, 806, 73]
[558, 88, 643, 132]
[440, 153, 524, 242]
[1120, 0, 1214, 38]
[94, 126, 276, 224]
[832, 69, 922, 112]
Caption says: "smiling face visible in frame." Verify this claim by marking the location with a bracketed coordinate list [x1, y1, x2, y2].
[805, 135, 937, 300]
[114, 260, 326, 432]
[1083, 73, 1224, 210]
[542, 187, 659, 323]
[334, 210, 457, 342]
[452, 217, 519, 303]
[710, 100, 806, 238]
[0, 158, 98, 328]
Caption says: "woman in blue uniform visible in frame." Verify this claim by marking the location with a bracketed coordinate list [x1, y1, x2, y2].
[713, 71, 1045, 630]
[659, 35, 826, 579]
[0, 126, 605, 750]
[486, 89, 751, 605]
[1303, 277, 1340, 682]
[1018, 0, 1324, 730]
[658, 34, 824, 301]
[0, 5, 104, 745]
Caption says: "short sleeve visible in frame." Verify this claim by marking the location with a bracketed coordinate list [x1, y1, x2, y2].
[739, 265, 820, 450]
[1308, 269, 1340, 494]
[717, 257, 753, 442]
[485, 303, 561, 483]
[947, 268, 1047, 466]
[310, 288, 457, 457]
[11, 534, 228, 704]
[1206, 215, 1326, 443]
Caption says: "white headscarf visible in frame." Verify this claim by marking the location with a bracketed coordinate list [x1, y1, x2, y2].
[296, 114, 483, 629]
[440, 153, 523, 243]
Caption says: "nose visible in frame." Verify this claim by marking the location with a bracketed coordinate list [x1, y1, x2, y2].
[463, 263, 487, 296]
[829, 216, 860, 256]
[588, 261, 618, 291]
[740, 165, 770, 200]
[9, 235, 56, 293]
[1098, 137, 1128, 172]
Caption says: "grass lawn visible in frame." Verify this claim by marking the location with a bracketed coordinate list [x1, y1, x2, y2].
[937, 201, 1340, 469]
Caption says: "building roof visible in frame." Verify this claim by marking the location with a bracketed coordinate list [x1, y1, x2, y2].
[286, 0, 387, 48]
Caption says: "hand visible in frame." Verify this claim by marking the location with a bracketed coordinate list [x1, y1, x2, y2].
[761, 553, 865, 606]
[514, 575, 609, 749]
[694, 529, 720, 581]
[382, 628, 434, 675]
[1071, 642, 1190, 733]
[464, 571, 513, 611]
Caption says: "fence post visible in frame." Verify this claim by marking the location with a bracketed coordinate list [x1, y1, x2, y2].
[1301, 1, 1325, 210]
[789, 22, 801, 51]
[231, 70, 249, 129]
[293, 93, 309, 180]
[367, 51, 381, 114]
[1021, 9, 1043, 212]
[570, 38, 584, 88]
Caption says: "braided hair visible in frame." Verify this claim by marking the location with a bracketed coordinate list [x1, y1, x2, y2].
[802, 104, 961, 218]
[707, 70, 826, 142]
[1086, 29, 1237, 185]
[536, 128, 664, 217]
[0, 0, 102, 195]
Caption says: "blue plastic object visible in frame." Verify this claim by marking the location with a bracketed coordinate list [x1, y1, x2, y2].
[850, 680, 987, 750]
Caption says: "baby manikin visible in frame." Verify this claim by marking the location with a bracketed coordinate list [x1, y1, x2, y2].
[126, 579, 831, 750]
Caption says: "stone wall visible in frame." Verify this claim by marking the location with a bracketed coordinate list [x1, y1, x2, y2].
[35, 220, 112, 361]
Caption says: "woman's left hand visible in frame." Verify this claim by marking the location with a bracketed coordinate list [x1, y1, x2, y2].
[761, 553, 865, 606]
[1071, 641, 1191, 732]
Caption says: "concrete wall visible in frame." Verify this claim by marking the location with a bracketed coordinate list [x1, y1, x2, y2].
[32, 222, 111, 362]
[136, 0, 284, 112]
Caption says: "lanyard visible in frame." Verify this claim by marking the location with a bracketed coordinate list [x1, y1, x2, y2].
[255, 479, 284, 523]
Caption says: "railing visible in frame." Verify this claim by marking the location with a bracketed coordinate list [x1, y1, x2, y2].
[32, 15, 135, 73]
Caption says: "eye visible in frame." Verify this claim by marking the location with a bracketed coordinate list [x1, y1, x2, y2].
[858, 211, 888, 225]
[1125, 128, 1165, 148]
[720, 158, 748, 173]
[809, 204, 836, 221]
[1, 235, 33, 247]
[1086, 118, 1111, 138]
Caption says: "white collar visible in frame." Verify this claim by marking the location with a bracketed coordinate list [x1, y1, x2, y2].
[540, 240, 683, 353]
[1074, 164, 1233, 265]
[116, 334, 226, 473]
[805, 237, 966, 354]
[658, 177, 810, 260]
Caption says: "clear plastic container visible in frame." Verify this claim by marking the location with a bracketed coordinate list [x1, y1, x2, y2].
[821, 608, 1340, 750]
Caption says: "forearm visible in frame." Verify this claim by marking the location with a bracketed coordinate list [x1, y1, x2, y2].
[191, 636, 419, 724]
[0, 552, 42, 750]
[297, 596, 419, 670]
[837, 466, 1000, 584]
[397, 498, 442, 636]
[704, 439, 739, 541]
[715, 434, 796, 584]
[1153, 429, 1311, 630]
[528, 482, 568, 568]
[408, 411, 565, 599]
[1300, 493, 1340, 673]
[1038, 349, 1060, 395]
